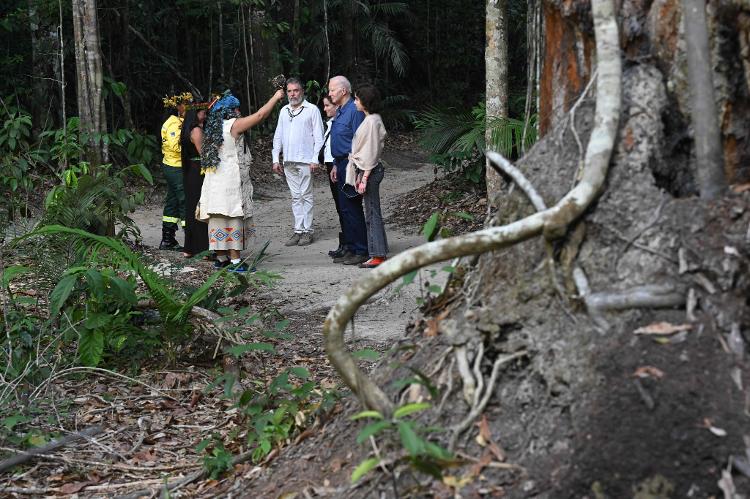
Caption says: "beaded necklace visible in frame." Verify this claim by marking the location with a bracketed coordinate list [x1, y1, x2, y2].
[287, 105, 304, 122]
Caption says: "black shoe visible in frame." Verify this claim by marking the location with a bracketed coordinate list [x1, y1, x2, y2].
[328, 232, 345, 257]
[159, 226, 182, 251]
[213, 259, 230, 269]
[332, 249, 352, 263]
[342, 253, 368, 266]
[329, 246, 346, 258]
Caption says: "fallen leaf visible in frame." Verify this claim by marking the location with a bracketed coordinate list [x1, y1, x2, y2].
[469, 451, 493, 478]
[132, 447, 158, 462]
[702, 418, 728, 437]
[330, 458, 344, 473]
[731, 182, 750, 193]
[443, 474, 473, 489]
[59, 481, 92, 494]
[634, 322, 693, 336]
[632, 366, 665, 379]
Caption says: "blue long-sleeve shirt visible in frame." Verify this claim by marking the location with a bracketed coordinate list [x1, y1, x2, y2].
[330, 97, 365, 159]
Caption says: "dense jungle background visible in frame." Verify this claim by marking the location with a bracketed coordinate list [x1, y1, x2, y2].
[2, 0, 750, 497]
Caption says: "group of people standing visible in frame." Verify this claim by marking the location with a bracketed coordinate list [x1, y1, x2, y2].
[158, 75, 388, 273]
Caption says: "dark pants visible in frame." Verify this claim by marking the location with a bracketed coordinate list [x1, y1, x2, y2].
[326, 162, 344, 232]
[162, 163, 185, 230]
[363, 164, 388, 257]
[334, 158, 367, 255]
[182, 160, 209, 255]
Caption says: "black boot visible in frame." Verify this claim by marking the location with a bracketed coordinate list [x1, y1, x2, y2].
[328, 232, 345, 258]
[159, 225, 181, 251]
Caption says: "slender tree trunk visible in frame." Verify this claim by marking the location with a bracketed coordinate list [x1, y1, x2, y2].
[343, 0, 355, 74]
[57, 0, 67, 163]
[218, 1, 225, 82]
[71, 0, 106, 166]
[521, 0, 535, 155]
[240, 6, 252, 113]
[323, 0, 331, 85]
[247, 5, 257, 110]
[682, 0, 726, 199]
[485, 0, 509, 202]
[292, 0, 301, 74]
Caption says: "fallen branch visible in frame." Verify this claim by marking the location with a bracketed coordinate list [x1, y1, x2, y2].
[323, 0, 621, 416]
[0, 425, 103, 473]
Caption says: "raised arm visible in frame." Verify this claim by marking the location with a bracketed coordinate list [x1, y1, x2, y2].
[231, 89, 285, 138]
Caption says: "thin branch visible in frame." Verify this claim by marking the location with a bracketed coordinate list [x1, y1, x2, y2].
[0, 425, 103, 473]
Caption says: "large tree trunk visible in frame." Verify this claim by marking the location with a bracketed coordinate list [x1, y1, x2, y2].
[71, 0, 106, 165]
[485, 0, 509, 203]
[321, 0, 750, 496]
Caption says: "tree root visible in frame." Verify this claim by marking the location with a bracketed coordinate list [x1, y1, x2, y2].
[0, 425, 103, 473]
[448, 350, 529, 450]
[573, 266, 685, 332]
[322, 0, 621, 416]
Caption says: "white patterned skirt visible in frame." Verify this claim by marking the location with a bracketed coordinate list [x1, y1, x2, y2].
[207, 215, 255, 251]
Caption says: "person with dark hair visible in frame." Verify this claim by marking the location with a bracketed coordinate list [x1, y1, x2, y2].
[197, 89, 285, 272]
[180, 105, 209, 258]
[327, 75, 368, 266]
[347, 84, 388, 268]
[272, 77, 325, 247]
[320, 94, 344, 257]
[159, 92, 192, 250]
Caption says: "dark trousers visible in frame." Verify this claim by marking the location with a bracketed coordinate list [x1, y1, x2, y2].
[182, 160, 209, 255]
[334, 158, 367, 255]
[363, 164, 388, 257]
[162, 163, 185, 229]
[326, 162, 344, 231]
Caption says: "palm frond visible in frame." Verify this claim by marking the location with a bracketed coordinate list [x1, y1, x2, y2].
[362, 22, 409, 76]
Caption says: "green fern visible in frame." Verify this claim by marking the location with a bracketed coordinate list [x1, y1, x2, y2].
[19, 225, 183, 321]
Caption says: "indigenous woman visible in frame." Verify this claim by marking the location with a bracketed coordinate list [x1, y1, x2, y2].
[348, 85, 388, 269]
[180, 105, 209, 258]
[198, 90, 285, 272]
[159, 92, 192, 250]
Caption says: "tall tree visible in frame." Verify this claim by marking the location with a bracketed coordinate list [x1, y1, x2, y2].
[485, 0, 509, 201]
[71, 0, 106, 164]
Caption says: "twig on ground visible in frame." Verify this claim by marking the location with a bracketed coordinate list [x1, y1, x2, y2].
[614, 194, 668, 271]
[0, 425, 103, 473]
[29, 367, 178, 402]
[454, 346, 476, 404]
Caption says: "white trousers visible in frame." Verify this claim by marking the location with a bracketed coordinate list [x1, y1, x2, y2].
[283, 162, 314, 233]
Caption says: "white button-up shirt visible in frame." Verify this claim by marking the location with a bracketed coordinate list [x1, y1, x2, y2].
[272, 100, 325, 165]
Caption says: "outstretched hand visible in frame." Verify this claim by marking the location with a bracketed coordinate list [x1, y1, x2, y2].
[273, 89, 285, 101]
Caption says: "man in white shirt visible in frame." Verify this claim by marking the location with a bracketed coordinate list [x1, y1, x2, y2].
[272, 77, 325, 246]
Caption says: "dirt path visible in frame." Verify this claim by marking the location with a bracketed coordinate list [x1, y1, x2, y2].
[131, 149, 442, 342]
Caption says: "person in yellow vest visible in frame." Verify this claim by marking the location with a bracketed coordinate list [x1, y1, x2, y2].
[159, 92, 192, 250]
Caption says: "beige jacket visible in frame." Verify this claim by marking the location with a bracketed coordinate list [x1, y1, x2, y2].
[345, 114, 387, 186]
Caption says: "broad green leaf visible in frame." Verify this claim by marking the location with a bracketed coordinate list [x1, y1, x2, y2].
[397, 421, 424, 456]
[352, 348, 380, 360]
[3, 414, 29, 430]
[1, 265, 31, 288]
[356, 421, 392, 444]
[351, 457, 380, 483]
[422, 212, 440, 241]
[288, 367, 310, 379]
[393, 402, 431, 419]
[49, 274, 78, 317]
[227, 343, 275, 356]
[425, 441, 453, 460]
[395, 270, 418, 292]
[78, 329, 104, 366]
[450, 211, 474, 221]
[350, 410, 384, 421]
[195, 438, 211, 453]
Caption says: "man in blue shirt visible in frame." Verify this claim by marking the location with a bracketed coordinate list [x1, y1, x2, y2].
[328, 76, 368, 265]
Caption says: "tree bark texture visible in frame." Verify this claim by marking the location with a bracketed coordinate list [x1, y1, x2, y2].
[682, 0, 726, 199]
[71, 0, 106, 165]
[485, 0, 508, 202]
[539, 0, 750, 187]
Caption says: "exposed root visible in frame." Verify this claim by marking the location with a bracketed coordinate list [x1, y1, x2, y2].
[471, 342, 485, 408]
[322, 0, 621, 415]
[448, 350, 529, 450]
[573, 266, 685, 333]
[455, 345, 477, 404]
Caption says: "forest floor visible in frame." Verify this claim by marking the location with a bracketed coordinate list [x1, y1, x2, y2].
[0, 134, 489, 498]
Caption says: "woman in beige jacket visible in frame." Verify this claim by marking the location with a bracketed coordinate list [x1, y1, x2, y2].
[346, 84, 388, 268]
